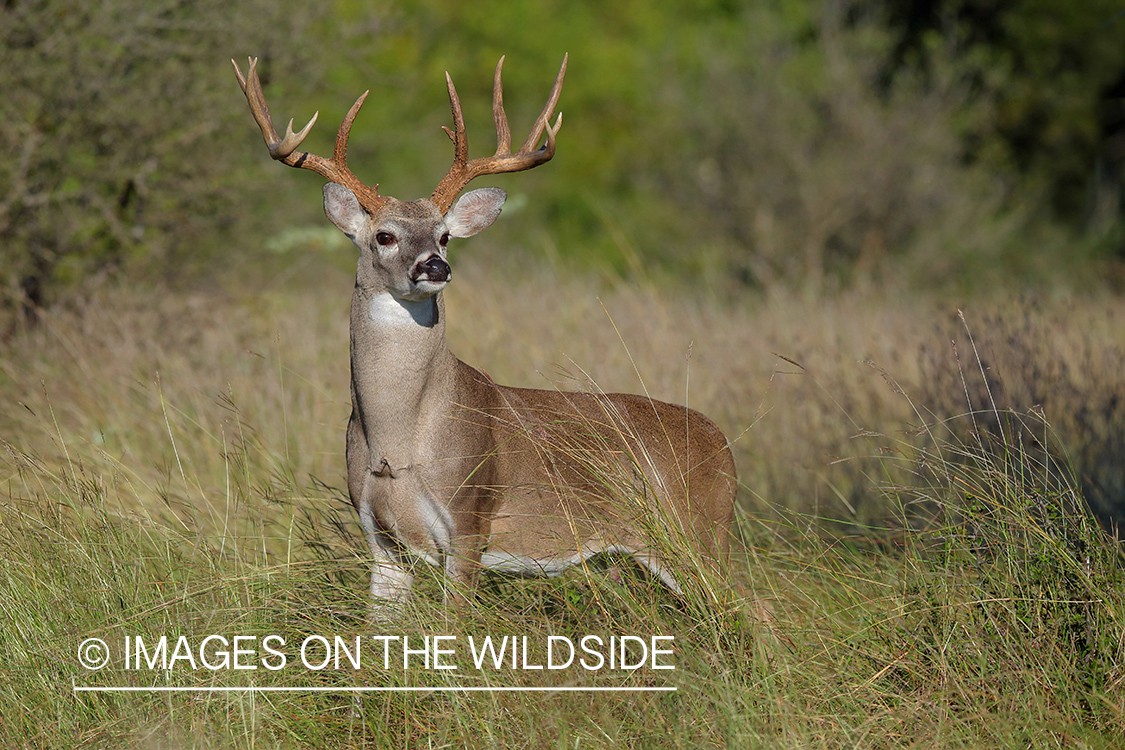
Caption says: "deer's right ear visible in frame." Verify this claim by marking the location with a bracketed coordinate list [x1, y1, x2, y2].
[323, 183, 367, 240]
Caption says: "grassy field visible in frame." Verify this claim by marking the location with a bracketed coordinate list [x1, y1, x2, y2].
[1, 248, 1123, 747]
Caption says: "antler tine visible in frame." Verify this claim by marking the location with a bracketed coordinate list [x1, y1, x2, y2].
[333, 89, 371, 167]
[431, 54, 568, 213]
[519, 53, 566, 154]
[492, 56, 512, 156]
[231, 58, 318, 159]
[231, 57, 388, 214]
[442, 72, 470, 167]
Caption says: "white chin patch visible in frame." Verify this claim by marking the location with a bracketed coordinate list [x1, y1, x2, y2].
[391, 279, 446, 303]
[411, 279, 448, 297]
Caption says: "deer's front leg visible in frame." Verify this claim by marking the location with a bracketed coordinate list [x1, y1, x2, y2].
[357, 501, 415, 608]
[348, 415, 415, 614]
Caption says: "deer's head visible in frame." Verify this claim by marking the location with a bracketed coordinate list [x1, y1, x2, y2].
[233, 55, 566, 302]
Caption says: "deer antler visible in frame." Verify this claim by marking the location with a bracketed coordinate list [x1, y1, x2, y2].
[430, 54, 567, 213]
[231, 57, 389, 214]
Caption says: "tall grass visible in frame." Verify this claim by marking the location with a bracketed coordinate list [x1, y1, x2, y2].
[1, 255, 1123, 746]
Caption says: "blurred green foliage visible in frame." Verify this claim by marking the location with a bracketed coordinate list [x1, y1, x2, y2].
[0, 0, 337, 320]
[884, 0, 1125, 223]
[3, 0, 1125, 320]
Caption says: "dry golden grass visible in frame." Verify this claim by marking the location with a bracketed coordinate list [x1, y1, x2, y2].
[2, 251, 1124, 747]
[4, 249, 1125, 537]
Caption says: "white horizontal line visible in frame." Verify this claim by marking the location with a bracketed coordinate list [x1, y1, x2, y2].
[73, 685, 675, 693]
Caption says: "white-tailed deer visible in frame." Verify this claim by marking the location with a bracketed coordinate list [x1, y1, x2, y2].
[233, 55, 736, 611]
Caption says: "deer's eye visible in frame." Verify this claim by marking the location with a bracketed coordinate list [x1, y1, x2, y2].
[439, 233, 450, 247]
[375, 232, 396, 246]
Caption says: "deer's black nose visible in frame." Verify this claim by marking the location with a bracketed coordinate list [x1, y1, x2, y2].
[412, 255, 451, 283]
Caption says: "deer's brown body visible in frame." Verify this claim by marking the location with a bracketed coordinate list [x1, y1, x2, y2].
[234, 56, 736, 611]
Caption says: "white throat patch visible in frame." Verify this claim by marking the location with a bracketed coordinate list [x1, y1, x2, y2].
[368, 292, 436, 328]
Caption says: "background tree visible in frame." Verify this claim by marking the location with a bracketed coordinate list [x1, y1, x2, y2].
[883, 0, 1125, 233]
[0, 0, 340, 325]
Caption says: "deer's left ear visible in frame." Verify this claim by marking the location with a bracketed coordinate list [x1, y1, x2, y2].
[444, 187, 507, 238]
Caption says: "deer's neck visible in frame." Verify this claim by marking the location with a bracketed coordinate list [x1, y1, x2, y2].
[350, 289, 457, 468]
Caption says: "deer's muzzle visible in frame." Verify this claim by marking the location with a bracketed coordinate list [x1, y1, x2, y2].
[411, 256, 451, 284]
